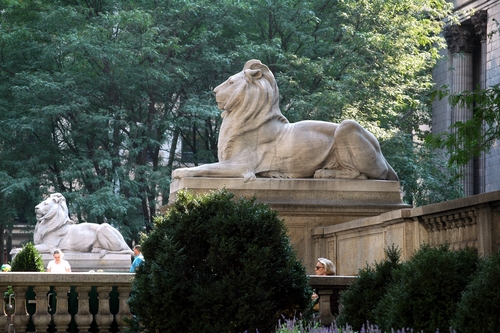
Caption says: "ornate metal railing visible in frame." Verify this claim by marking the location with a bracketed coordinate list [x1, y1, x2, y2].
[1, 272, 134, 333]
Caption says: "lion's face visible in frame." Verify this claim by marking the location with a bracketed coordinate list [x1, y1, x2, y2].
[35, 194, 66, 220]
[214, 66, 264, 112]
[214, 71, 247, 111]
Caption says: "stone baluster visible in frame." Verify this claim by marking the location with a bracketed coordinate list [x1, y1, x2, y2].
[424, 218, 435, 246]
[32, 285, 52, 333]
[460, 213, 470, 248]
[466, 211, 477, 248]
[115, 285, 133, 332]
[317, 289, 335, 326]
[53, 286, 72, 332]
[1, 289, 14, 331]
[431, 218, 439, 246]
[0, 315, 7, 332]
[448, 219, 459, 251]
[96, 286, 114, 332]
[456, 219, 466, 249]
[75, 285, 93, 332]
[11, 285, 30, 331]
[438, 217, 446, 245]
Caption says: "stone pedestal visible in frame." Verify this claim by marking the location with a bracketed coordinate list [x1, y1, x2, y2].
[168, 177, 410, 273]
[41, 253, 132, 272]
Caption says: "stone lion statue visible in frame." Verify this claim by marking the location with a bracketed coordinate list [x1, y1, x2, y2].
[172, 59, 398, 182]
[25, 193, 133, 257]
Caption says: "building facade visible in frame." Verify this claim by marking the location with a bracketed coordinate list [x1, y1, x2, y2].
[433, 0, 500, 196]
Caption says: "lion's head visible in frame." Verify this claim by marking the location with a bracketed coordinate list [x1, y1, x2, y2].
[34, 193, 73, 245]
[214, 60, 288, 160]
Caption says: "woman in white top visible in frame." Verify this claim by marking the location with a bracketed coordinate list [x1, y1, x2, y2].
[47, 249, 71, 273]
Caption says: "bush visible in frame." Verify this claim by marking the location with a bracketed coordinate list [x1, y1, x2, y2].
[128, 189, 311, 333]
[374, 244, 479, 333]
[452, 252, 500, 333]
[11, 242, 45, 272]
[336, 245, 401, 331]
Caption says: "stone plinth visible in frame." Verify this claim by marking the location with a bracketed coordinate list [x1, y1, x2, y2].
[41, 253, 132, 272]
[167, 177, 410, 273]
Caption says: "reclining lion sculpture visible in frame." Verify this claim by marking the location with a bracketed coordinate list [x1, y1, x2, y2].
[24, 193, 133, 257]
[172, 59, 398, 182]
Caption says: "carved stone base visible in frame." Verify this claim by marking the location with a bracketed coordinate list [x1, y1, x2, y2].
[41, 252, 132, 272]
[167, 177, 410, 273]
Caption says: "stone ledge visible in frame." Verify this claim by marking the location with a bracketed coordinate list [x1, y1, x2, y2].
[0, 272, 134, 285]
[41, 253, 132, 273]
[167, 177, 409, 208]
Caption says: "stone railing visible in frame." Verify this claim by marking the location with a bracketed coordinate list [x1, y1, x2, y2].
[313, 191, 500, 275]
[0, 272, 356, 332]
[1, 272, 134, 333]
[308, 275, 357, 326]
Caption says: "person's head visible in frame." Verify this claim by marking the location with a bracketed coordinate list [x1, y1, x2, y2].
[53, 249, 64, 263]
[133, 245, 142, 256]
[315, 258, 336, 275]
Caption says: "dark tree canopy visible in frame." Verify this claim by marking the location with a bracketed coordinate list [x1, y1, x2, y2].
[0, 0, 459, 241]
[128, 189, 311, 333]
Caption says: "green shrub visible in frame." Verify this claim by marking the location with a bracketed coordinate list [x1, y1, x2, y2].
[452, 252, 500, 333]
[11, 242, 45, 272]
[374, 244, 479, 332]
[336, 245, 401, 331]
[128, 189, 311, 333]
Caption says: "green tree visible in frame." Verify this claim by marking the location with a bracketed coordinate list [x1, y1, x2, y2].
[0, 0, 458, 241]
[452, 252, 500, 333]
[128, 189, 311, 333]
[337, 245, 401, 331]
[381, 133, 463, 206]
[11, 242, 45, 272]
[429, 83, 500, 166]
[374, 244, 479, 332]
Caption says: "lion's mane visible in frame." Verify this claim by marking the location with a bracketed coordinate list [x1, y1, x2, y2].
[217, 60, 288, 161]
[33, 193, 73, 245]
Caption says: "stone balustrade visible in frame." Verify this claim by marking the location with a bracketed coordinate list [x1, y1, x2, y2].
[308, 275, 357, 326]
[1, 272, 134, 333]
[313, 190, 500, 275]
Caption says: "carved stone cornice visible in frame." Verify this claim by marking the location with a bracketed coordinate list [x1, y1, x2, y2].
[443, 24, 475, 54]
[471, 10, 488, 41]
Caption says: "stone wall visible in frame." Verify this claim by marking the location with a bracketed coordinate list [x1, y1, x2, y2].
[315, 190, 500, 275]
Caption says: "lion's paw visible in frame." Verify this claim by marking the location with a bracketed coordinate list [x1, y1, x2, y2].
[243, 172, 256, 182]
[314, 169, 367, 180]
[172, 168, 186, 180]
[99, 250, 108, 258]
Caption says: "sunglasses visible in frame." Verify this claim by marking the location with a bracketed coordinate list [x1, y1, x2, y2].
[315, 266, 324, 270]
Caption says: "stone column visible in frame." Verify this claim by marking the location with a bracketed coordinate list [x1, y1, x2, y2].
[443, 24, 475, 196]
[472, 10, 488, 194]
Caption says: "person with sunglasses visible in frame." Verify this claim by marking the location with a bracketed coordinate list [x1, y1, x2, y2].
[314, 257, 336, 276]
[312, 257, 336, 312]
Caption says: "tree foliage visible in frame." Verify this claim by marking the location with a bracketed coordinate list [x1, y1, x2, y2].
[374, 244, 479, 333]
[337, 245, 402, 331]
[11, 242, 45, 272]
[0, 0, 458, 238]
[128, 189, 311, 333]
[429, 83, 500, 166]
[452, 252, 500, 333]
